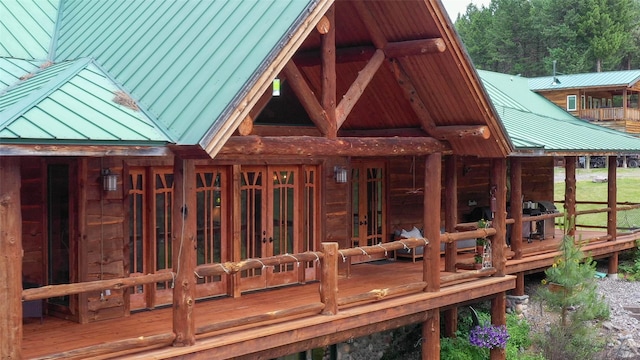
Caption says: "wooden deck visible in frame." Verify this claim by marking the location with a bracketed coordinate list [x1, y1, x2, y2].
[23, 261, 514, 359]
[21, 227, 640, 359]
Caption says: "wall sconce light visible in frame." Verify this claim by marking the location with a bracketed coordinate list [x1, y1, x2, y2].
[102, 168, 118, 192]
[334, 166, 348, 183]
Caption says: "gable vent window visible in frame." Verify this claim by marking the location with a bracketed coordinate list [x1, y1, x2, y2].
[567, 95, 577, 111]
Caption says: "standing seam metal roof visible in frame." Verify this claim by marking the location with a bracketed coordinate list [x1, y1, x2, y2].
[480, 70, 640, 153]
[528, 70, 640, 91]
[1, 0, 319, 146]
[0, 58, 167, 142]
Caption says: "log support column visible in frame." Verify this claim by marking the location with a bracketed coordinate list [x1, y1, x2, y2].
[509, 158, 525, 295]
[422, 153, 441, 359]
[0, 157, 22, 359]
[490, 292, 507, 360]
[421, 309, 440, 360]
[320, 242, 339, 315]
[607, 156, 618, 276]
[172, 157, 197, 346]
[443, 155, 458, 337]
[564, 156, 577, 236]
[491, 158, 507, 277]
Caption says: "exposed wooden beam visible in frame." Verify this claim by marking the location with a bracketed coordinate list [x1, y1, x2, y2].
[321, 5, 337, 138]
[282, 61, 335, 137]
[351, 0, 387, 49]
[431, 125, 491, 140]
[338, 128, 427, 137]
[492, 158, 507, 278]
[172, 158, 197, 346]
[0, 144, 171, 157]
[336, 49, 385, 128]
[443, 155, 458, 338]
[316, 15, 330, 35]
[294, 46, 376, 67]
[219, 135, 449, 157]
[607, 156, 618, 275]
[0, 157, 22, 360]
[424, 153, 441, 292]
[564, 156, 577, 236]
[293, 38, 445, 67]
[387, 59, 437, 132]
[384, 38, 446, 58]
[238, 85, 274, 136]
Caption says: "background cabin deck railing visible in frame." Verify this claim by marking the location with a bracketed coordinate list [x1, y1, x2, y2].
[579, 107, 640, 122]
[552, 200, 640, 232]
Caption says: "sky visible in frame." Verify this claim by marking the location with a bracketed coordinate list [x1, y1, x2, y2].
[441, 0, 491, 20]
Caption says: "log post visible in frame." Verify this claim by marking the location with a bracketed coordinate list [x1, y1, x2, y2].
[172, 158, 197, 346]
[490, 292, 507, 360]
[231, 165, 242, 298]
[443, 155, 458, 337]
[509, 158, 525, 295]
[491, 158, 507, 277]
[424, 153, 441, 292]
[0, 157, 22, 360]
[321, 4, 337, 138]
[320, 242, 339, 315]
[565, 156, 577, 236]
[421, 309, 440, 360]
[607, 156, 618, 276]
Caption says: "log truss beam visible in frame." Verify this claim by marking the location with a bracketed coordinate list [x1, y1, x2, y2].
[219, 135, 449, 157]
[279, 2, 447, 139]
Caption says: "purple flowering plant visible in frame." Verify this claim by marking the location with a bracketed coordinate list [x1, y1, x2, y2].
[468, 322, 509, 349]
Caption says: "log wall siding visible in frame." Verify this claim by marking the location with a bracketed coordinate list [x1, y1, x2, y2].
[85, 157, 127, 321]
[520, 157, 554, 203]
[323, 159, 350, 247]
[387, 156, 554, 234]
[21, 158, 46, 286]
[542, 89, 615, 114]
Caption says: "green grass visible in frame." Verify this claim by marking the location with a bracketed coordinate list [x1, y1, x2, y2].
[553, 168, 640, 230]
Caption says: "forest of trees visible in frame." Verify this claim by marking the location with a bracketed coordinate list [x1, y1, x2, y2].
[454, 0, 640, 77]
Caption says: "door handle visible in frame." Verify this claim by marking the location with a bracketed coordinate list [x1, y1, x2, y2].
[262, 237, 267, 243]
[359, 220, 368, 225]
[268, 237, 273, 243]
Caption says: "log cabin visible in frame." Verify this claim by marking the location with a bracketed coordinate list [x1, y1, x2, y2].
[529, 69, 640, 135]
[478, 69, 640, 297]
[2, 1, 640, 359]
[0, 1, 514, 359]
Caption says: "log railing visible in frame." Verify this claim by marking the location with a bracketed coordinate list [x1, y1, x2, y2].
[22, 228, 499, 356]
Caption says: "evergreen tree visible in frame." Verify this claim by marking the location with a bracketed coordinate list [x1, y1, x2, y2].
[455, 0, 640, 75]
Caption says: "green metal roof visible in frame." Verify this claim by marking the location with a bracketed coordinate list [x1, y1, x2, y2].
[0, 0, 58, 60]
[0, 58, 168, 143]
[479, 70, 640, 154]
[1, 0, 319, 148]
[0, 58, 40, 88]
[528, 69, 640, 91]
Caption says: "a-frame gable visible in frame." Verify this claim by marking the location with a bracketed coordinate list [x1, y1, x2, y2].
[220, 0, 511, 159]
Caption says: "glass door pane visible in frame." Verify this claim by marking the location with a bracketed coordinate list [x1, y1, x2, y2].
[271, 168, 296, 274]
[195, 168, 226, 297]
[240, 169, 265, 285]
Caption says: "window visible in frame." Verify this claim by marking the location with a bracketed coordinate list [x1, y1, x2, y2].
[567, 95, 577, 111]
[581, 95, 586, 109]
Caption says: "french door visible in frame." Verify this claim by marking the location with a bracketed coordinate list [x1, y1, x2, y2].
[351, 162, 386, 263]
[128, 167, 229, 310]
[239, 166, 311, 292]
